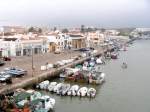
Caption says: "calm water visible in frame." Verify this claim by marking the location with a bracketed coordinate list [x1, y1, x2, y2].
[40, 40, 150, 112]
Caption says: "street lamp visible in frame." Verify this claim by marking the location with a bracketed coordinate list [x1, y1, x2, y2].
[31, 44, 34, 77]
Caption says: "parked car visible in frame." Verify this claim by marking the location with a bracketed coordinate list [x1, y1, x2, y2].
[0, 60, 5, 66]
[5, 67, 27, 77]
[0, 72, 12, 83]
[54, 49, 61, 54]
[3, 56, 11, 61]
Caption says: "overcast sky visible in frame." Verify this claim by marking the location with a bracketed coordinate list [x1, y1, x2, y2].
[0, 0, 150, 27]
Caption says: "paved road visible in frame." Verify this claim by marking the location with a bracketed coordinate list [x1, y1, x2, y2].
[0, 50, 81, 88]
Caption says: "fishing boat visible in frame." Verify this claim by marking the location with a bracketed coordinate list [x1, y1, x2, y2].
[88, 72, 105, 84]
[67, 85, 79, 96]
[14, 90, 55, 111]
[96, 57, 103, 64]
[122, 62, 127, 69]
[47, 82, 57, 92]
[53, 83, 63, 93]
[36, 80, 50, 90]
[61, 84, 71, 95]
[77, 87, 88, 97]
[87, 88, 96, 98]
[111, 53, 118, 59]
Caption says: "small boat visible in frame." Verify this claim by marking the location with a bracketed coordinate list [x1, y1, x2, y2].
[96, 57, 103, 64]
[77, 87, 88, 97]
[122, 63, 127, 69]
[89, 61, 95, 67]
[36, 80, 50, 90]
[87, 88, 96, 98]
[53, 83, 63, 93]
[61, 84, 71, 95]
[47, 82, 57, 92]
[111, 53, 118, 59]
[40, 95, 55, 110]
[89, 72, 105, 84]
[67, 85, 79, 96]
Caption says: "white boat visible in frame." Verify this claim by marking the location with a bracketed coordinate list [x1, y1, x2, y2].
[37, 80, 50, 90]
[16, 90, 55, 111]
[61, 84, 71, 95]
[87, 88, 96, 98]
[53, 83, 63, 93]
[47, 82, 57, 92]
[40, 95, 55, 110]
[89, 72, 105, 84]
[77, 87, 88, 97]
[67, 85, 79, 96]
[89, 61, 95, 67]
[96, 57, 103, 64]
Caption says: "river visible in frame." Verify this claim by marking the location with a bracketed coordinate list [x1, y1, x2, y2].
[38, 40, 150, 112]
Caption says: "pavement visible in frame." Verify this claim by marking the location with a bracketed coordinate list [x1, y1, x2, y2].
[0, 49, 82, 89]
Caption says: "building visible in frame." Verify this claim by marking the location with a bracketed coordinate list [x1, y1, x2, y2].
[0, 26, 26, 35]
[69, 34, 86, 49]
[86, 31, 105, 47]
[0, 34, 48, 57]
[39, 33, 71, 52]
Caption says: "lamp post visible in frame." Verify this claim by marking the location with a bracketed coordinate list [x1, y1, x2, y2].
[31, 44, 34, 77]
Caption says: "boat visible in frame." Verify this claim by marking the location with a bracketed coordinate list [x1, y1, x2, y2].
[53, 83, 63, 93]
[96, 57, 103, 64]
[67, 85, 79, 96]
[47, 82, 57, 92]
[87, 88, 96, 98]
[36, 80, 50, 90]
[77, 87, 88, 97]
[60, 68, 80, 78]
[88, 72, 105, 84]
[61, 84, 71, 95]
[89, 61, 95, 67]
[30, 95, 55, 112]
[122, 63, 127, 69]
[111, 53, 118, 59]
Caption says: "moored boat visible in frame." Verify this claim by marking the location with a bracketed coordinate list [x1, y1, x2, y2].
[67, 85, 79, 96]
[47, 82, 57, 92]
[87, 88, 96, 98]
[77, 87, 88, 97]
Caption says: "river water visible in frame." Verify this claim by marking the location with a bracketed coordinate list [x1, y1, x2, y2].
[39, 40, 150, 112]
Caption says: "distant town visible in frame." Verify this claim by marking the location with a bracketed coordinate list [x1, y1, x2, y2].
[0, 25, 149, 57]
[0, 25, 150, 112]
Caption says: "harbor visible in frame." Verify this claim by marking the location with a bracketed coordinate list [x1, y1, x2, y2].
[0, 38, 136, 111]
[35, 39, 150, 112]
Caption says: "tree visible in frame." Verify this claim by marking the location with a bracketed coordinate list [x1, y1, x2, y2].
[81, 25, 85, 33]
[28, 27, 35, 32]
[38, 28, 42, 33]
[53, 27, 57, 31]
[100, 28, 106, 32]
[62, 28, 69, 33]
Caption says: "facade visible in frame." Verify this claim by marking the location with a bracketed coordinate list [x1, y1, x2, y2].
[39, 33, 71, 52]
[69, 34, 86, 49]
[0, 34, 48, 57]
[86, 31, 105, 47]
[0, 26, 26, 34]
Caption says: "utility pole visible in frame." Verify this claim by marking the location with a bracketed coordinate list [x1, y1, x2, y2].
[31, 44, 34, 77]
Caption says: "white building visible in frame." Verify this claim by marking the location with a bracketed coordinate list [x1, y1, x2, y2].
[0, 34, 48, 57]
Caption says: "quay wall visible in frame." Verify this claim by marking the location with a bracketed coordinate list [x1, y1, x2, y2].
[0, 49, 108, 94]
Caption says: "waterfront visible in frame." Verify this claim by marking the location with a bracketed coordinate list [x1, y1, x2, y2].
[38, 40, 150, 112]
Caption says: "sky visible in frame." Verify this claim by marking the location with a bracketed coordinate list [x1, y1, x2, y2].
[0, 0, 150, 27]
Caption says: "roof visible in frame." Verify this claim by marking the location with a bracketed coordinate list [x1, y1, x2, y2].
[69, 34, 83, 37]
